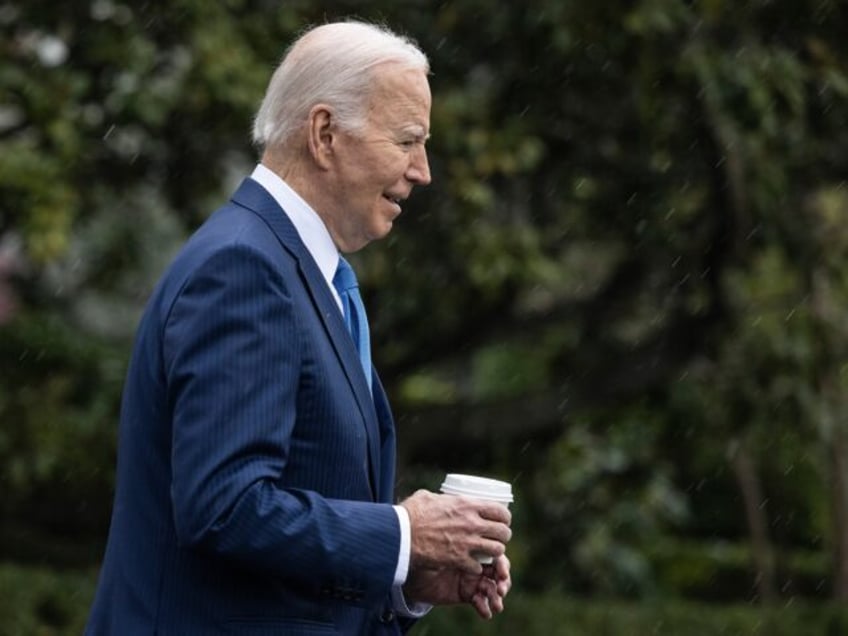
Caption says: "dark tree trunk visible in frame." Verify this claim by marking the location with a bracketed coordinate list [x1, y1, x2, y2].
[729, 438, 777, 604]
[831, 417, 848, 602]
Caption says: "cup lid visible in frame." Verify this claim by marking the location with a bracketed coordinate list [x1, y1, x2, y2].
[440, 473, 513, 503]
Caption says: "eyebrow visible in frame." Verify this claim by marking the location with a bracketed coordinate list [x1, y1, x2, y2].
[405, 125, 430, 141]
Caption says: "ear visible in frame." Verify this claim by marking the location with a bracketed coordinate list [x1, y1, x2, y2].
[307, 104, 335, 170]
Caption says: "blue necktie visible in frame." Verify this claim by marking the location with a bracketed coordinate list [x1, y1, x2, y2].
[332, 256, 372, 391]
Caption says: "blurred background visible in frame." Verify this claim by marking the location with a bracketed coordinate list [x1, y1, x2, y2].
[1, 0, 848, 634]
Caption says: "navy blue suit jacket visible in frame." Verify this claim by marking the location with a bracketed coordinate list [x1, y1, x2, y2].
[86, 179, 413, 635]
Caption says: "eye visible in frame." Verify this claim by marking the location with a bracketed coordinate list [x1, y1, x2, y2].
[398, 133, 428, 150]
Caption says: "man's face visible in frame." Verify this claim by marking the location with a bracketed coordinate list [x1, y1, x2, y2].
[327, 64, 431, 252]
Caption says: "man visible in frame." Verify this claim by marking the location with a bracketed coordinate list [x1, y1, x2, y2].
[86, 20, 512, 635]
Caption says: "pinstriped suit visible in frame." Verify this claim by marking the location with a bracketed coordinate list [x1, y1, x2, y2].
[86, 178, 413, 635]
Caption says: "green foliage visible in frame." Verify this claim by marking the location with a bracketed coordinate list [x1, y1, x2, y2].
[526, 407, 689, 596]
[3, 562, 848, 636]
[0, 563, 97, 635]
[0, 313, 123, 550]
[1, 0, 848, 611]
[418, 594, 848, 636]
[650, 540, 832, 600]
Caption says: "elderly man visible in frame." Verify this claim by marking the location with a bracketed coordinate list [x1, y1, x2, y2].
[85, 20, 512, 635]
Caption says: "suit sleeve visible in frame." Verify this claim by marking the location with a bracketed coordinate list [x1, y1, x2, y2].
[162, 243, 400, 605]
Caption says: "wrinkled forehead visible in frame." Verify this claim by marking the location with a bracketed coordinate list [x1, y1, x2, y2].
[367, 63, 431, 118]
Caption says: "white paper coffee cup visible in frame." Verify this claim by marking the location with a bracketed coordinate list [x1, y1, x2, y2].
[440, 473, 513, 563]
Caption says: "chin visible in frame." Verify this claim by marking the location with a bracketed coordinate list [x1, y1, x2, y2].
[371, 223, 394, 241]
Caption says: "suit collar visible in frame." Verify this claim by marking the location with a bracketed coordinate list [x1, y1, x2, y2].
[230, 178, 383, 497]
[249, 164, 340, 295]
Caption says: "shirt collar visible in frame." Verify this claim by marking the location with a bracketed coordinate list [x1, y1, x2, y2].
[249, 163, 341, 306]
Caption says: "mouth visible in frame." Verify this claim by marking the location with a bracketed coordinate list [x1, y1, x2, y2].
[382, 193, 405, 214]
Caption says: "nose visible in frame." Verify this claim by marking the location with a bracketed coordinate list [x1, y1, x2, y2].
[406, 145, 431, 186]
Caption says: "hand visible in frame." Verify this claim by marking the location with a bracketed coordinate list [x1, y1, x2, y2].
[400, 490, 512, 574]
[403, 555, 512, 620]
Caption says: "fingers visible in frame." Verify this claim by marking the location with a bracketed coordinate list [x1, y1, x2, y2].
[479, 517, 512, 545]
[491, 554, 512, 597]
[403, 560, 512, 618]
[486, 588, 505, 615]
[470, 592, 493, 620]
[497, 574, 511, 598]
[460, 556, 484, 576]
[472, 540, 507, 566]
[470, 574, 504, 619]
[476, 500, 512, 525]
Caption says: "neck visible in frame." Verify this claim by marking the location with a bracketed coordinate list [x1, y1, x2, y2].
[260, 148, 344, 250]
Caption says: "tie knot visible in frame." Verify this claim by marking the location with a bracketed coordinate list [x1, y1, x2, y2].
[333, 256, 359, 293]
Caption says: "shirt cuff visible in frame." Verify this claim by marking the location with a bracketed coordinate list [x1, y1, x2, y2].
[392, 505, 411, 586]
[391, 584, 433, 618]
[391, 505, 432, 617]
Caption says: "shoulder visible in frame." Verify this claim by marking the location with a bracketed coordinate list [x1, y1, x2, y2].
[149, 204, 300, 319]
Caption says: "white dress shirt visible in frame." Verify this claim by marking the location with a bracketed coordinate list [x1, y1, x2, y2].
[249, 164, 426, 616]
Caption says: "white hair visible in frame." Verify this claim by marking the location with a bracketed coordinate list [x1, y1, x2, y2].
[252, 20, 429, 150]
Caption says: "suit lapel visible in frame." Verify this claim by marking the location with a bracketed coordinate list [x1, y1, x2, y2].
[371, 373, 396, 504]
[229, 178, 382, 496]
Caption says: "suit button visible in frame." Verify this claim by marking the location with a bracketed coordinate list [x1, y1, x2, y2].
[380, 609, 395, 623]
